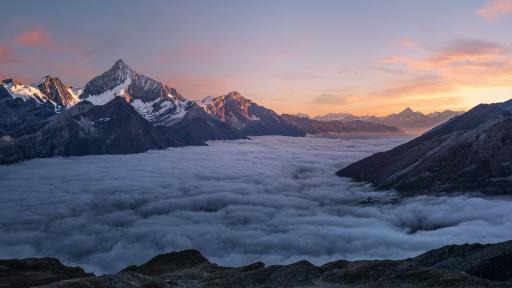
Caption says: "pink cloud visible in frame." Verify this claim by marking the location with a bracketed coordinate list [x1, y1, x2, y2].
[16, 27, 51, 47]
[477, 0, 512, 20]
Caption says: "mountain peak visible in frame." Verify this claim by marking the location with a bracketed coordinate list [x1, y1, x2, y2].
[223, 91, 248, 102]
[113, 58, 128, 68]
[401, 107, 414, 114]
[226, 91, 243, 98]
[110, 59, 133, 76]
[39, 75, 60, 84]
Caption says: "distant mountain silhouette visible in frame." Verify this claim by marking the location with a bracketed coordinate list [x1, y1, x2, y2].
[337, 99, 512, 195]
[316, 108, 463, 135]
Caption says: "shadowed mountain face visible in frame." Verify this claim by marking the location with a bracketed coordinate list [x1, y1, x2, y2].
[316, 108, 463, 135]
[0, 79, 58, 136]
[3, 240, 512, 288]
[0, 98, 183, 164]
[281, 114, 404, 135]
[202, 91, 306, 137]
[337, 99, 512, 195]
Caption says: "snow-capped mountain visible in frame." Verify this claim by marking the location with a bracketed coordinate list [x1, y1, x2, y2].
[36, 76, 80, 109]
[0, 79, 58, 136]
[81, 59, 194, 126]
[1, 78, 52, 104]
[315, 108, 463, 135]
[202, 91, 305, 136]
[337, 99, 512, 194]
[1, 76, 80, 111]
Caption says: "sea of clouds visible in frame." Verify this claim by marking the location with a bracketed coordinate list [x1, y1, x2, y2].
[1, 135, 512, 274]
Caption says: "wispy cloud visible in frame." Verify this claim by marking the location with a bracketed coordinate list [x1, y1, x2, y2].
[477, 0, 512, 20]
[358, 38, 512, 113]
[381, 39, 512, 86]
[371, 74, 453, 98]
[16, 27, 51, 47]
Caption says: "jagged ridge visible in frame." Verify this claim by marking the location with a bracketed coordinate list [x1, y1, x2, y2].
[3, 240, 512, 288]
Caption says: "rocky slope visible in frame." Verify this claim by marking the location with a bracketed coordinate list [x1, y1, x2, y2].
[36, 76, 79, 109]
[201, 91, 305, 137]
[0, 98, 183, 164]
[281, 114, 404, 135]
[0, 81, 56, 137]
[316, 108, 463, 135]
[337, 99, 512, 194]
[3, 240, 512, 288]
[0, 258, 92, 288]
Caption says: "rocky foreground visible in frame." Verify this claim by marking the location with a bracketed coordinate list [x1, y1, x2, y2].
[2, 240, 512, 288]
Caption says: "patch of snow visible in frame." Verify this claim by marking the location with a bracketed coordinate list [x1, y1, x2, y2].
[250, 114, 260, 121]
[199, 95, 215, 107]
[170, 99, 189, 119]
[84, 78, 131, 105]
[2, 82, 48, 103]
[131, 98, 161, 120]
[66, 88, 81, 106]
[132, 96, 190, 121]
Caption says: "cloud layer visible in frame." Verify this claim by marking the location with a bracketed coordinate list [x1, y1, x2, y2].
[1, 136, 512, 275]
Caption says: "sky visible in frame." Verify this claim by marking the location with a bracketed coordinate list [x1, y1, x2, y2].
[1, 0, 512, 116]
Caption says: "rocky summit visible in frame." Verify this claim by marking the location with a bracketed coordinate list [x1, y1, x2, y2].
[337, 99, 512, 195]
[2, 240, 512, 288]
[202, 91, 306, 137]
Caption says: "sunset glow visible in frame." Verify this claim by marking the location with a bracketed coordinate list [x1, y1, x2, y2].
[1, 0, 512, 116]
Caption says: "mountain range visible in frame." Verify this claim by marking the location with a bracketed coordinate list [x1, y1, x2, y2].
[315, 108, 463, 135]
[337, 98, 512, 195]
[282, 114, 402, 136]
[3, 240, 512, 288]
[0, 59, 408, 164]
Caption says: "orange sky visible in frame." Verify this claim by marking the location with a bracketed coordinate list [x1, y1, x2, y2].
[2, 0, 512, 117]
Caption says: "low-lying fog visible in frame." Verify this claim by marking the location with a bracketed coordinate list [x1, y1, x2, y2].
[1, 136, 511, 274]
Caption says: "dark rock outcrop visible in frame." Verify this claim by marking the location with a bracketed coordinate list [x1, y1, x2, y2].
[337, 99, 512, 195]
[167, 106, 247, 145]
[3, 98, 183, 164]
[0, 257, 92, 288]
[4, 240, 512, 288]
[36, 76, 78, 109]
[0, 82, 56, 137]
[281, 114, 404, 135]
[202, 91, 305, 137]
